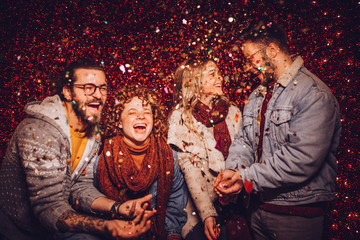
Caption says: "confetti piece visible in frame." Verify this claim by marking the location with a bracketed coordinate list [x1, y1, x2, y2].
[0, 2, 357, 239]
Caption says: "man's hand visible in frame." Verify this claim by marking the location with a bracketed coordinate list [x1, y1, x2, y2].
[204, 216, 220, 240]
[214, 170, 243, 198]
[56, 209, 155, 238]
[118, 194, 154, 219]
[106, 208, 154, 239]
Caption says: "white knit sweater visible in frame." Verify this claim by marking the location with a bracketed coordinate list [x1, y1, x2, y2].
[167, 104, 241, 237]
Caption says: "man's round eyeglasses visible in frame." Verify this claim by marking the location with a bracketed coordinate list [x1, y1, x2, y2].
[246, 46, 268, 63]
[73, 83, 108, 96]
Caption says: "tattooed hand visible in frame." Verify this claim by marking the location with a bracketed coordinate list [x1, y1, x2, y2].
[56, 208, 154, 238]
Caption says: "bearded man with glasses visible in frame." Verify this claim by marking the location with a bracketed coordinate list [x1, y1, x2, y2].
[0, 59, 155, 240]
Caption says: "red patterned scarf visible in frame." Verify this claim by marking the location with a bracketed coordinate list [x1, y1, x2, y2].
[97, 134, 174, 240]
[192, 98, 231, 158]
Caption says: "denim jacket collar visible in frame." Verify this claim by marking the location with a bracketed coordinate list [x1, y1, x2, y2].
[277, 56, 304, 87]
[253, 56, 304, 98]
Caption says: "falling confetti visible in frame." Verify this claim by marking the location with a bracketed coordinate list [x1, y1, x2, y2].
[0, 1, 358, 239]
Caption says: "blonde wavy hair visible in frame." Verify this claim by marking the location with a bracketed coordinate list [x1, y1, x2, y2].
[102, 85, 167, 139]
[172, 58, 229, 130]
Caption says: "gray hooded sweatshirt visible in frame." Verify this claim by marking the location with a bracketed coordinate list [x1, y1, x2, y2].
[0, 95, 105, 237]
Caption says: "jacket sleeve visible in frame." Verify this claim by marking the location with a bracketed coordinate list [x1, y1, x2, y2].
[177, 152, 218, 222]
[226, 116, 256, 170]
[16, 120, 74, 231]
[69, 145, 105, 214]
[241, 88, 340, 192]
[165, 151, 188, 237]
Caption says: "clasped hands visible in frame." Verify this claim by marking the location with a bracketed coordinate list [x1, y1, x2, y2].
[214, 169, 243, 205]
[202, 170, 243, 240]
[108, 194, 157, 239]
[117, 194, 156, 219]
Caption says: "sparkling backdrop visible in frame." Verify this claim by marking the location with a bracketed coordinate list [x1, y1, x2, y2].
[0, 0, 358, 239]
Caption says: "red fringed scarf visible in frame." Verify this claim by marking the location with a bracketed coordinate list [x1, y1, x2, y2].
[192, 98, 231, 158]
[97, 134, 174, 240]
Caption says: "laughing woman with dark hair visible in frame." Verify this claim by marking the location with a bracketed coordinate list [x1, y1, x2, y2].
[95, 86, 187, 240]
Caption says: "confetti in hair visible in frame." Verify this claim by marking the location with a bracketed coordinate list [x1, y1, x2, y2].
[0, 1, 358, 239]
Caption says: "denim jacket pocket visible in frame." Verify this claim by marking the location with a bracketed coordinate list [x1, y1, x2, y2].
[242, 115, 256, 144]
[269, 108, 293, 145]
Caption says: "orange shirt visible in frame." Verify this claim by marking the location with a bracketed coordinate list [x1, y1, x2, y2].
[70, 127, 88, 172]
[123, 137, 150, 170]
[63, 102, 88, 172]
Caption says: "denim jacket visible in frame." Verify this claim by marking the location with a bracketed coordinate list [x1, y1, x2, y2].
[148, 151, 188, 237]
[226, 57, 341, 205]
[94, 150, 188, 237]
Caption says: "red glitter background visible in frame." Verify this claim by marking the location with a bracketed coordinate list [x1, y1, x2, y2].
[0, 0, 358, 239]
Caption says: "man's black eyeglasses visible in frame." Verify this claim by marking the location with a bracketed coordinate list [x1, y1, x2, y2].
[73, 84, 108, 96]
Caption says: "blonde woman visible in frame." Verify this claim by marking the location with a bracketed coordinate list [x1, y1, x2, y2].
[168, 58, 250, 240]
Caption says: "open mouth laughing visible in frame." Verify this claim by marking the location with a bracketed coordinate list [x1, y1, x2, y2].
[87, 102, 102, 111]
[133, 123, 147, 133]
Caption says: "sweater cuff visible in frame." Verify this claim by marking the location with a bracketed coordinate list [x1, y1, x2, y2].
[200, 207, 218, 223]
[79, 192, 107, 214]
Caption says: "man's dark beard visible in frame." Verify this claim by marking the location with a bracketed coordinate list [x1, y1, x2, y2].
[72, 101, 100, 128]
[260, 55, 275, 86]
[263, 72, 275, 86]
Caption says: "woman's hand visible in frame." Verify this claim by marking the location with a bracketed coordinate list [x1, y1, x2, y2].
[204, 216, 220, 240]
[117, 194, 155, 219]
[106, 208, 154, 239]
[214, 170, 243, 198]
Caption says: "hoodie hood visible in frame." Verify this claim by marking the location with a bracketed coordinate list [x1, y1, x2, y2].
[25, 95, 71, 141]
